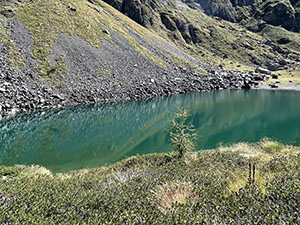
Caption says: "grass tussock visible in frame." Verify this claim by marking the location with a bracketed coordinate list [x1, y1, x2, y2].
[151, 181, 193, 213]
[16, 165, 53, 177]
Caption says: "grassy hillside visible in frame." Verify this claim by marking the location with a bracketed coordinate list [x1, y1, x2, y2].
[1, 0, 300, 77]
[0, 139, 299, 224]
[1, 0, 170, 76]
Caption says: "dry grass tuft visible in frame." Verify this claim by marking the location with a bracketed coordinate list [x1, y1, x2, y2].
[218, 139, 300, 163]
[184, 152, 198, 165]
[226, 170, 268, 194]
[260, 139, 284, 153]
[218, 142, 261, 159]
[151, 181, 193, 213]
[16, 165, 52, 177]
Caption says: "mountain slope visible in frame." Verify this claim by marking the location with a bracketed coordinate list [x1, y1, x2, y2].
[0, 0, 253, 119]
[103, 0, 300, 70]
[0, 0, 300, 119]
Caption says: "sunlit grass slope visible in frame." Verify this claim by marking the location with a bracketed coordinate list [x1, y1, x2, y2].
[3, 0, 167, 77]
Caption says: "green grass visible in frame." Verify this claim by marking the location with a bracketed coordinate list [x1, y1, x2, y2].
[0, 140, 299, 224]
[270, 68, 300, 84]
[260, 67, 300, 85]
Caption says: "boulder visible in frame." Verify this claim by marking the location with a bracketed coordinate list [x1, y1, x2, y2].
[269, 83, 278, 88]
[255, 67, 271, 75]
[278, 59, 287, 66]
[267, 63, 279, 71]
[102, 29, 110, 35]
[254, 75, 264, 81]
[277, 37, 291, 45]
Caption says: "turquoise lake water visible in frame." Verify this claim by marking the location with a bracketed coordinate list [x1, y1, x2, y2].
[1, 90, 300, 173]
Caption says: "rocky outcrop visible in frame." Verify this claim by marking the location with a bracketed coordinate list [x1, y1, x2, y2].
[230, 0, 257, 7]
[189, 0, 300, 32]
[260, 1, 296, 31]
[103, 0, 155, 27]
[160, 12, 203, 44]
[185, 0, 300, 32]
[296, 12, 300, 31]
[102, 0, 300, 33]
[198, 0, 238, 22]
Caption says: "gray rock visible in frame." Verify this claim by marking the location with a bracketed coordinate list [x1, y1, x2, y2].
[255, 67, 271, 75]
[277, 38, 291, 45]
[267, 63, 279, 71]
[254, 75, 264, 81]
[68, 5, 77, 11]
[269, 83, 278, 88]
[278, 59, 287, 66]
[103, 29, 110, 35]
[243, 42, 254, 50]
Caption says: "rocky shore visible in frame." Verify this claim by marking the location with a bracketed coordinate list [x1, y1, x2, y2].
[1, 36, 295, 122]
[0, 43, 258, 121]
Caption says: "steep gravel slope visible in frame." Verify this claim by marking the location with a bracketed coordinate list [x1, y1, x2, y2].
[0, 0, 255, 119]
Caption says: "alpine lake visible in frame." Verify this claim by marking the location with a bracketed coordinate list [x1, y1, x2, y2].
[1, 90, 300, 173]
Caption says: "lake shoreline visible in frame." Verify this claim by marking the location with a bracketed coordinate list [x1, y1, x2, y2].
[1, 79, 300, 122]
[255, 83, 300, 91]
[0, 69, 253, 121]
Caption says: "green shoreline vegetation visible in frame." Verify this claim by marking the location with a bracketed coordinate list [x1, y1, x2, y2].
[0, 138, 299, 224]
